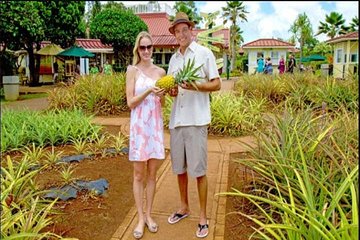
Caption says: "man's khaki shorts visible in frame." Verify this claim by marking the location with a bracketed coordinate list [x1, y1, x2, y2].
[170, 126, 208, 178]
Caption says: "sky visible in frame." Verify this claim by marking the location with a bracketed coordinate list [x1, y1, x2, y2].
[119, 1, 359, 45]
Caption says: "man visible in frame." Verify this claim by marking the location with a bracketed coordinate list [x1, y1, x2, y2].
[287, 54, 296, 73]
[166, 12, 221, 238]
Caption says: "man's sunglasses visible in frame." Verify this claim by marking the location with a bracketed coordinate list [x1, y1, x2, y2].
[139, 45, 153, 51]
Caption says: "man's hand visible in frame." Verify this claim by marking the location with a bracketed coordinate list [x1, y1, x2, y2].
[179, 82, 199, 91]
[168, 85, 178, 97]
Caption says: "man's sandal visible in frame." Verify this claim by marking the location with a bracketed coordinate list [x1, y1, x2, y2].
[196, 220, 209, 238]
[167, 212, 189, 224]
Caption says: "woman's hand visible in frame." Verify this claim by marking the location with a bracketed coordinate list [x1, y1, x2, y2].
[152, 86, 166, 97]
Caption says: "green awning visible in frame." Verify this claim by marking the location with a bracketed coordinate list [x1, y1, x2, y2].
[57, 45, 95, 58]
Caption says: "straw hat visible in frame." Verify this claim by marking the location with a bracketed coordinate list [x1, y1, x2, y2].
[169, 12, 195, 34]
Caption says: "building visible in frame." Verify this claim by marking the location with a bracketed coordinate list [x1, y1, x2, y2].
[242, 38, 296, 74]
[136, 12, 230, 72]
[325, 31, 359, 79]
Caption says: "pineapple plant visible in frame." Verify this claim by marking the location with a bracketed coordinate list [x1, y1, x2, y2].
[156, 58, 203, 91]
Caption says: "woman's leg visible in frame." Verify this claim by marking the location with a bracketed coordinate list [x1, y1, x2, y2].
[145, 159, 159, 226]
[133, 162, 146, 234]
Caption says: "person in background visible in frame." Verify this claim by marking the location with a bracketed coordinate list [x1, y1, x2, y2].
[53, 60, 59, 82]
[287, 54, 296, 73]
[126, 31, 166, 239]
[103, 59, 113, 75]
[256, 54, 265, 74]
[278, 55, 285, 74]
[89, 62, 99, 75]
[264, 57, 273, 75]
[166, 12, 221, 238]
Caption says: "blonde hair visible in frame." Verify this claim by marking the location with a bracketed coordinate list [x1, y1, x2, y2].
[132, 31, 153, 65]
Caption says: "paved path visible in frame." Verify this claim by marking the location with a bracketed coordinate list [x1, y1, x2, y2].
[2, 79, 257, 240]
[93, 116, 255, 240]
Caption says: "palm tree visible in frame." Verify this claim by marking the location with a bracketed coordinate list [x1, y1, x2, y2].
[170, 1, 202, 25]
[316, 11, 348, 39]
[289, 13, 313, 65]
[349, 16, 359, 32]
[222, 1, 248, 71]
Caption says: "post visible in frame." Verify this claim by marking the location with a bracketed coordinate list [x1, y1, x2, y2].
[226, 55, 230, 80]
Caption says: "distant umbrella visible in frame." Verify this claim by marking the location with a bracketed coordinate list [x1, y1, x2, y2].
[306, 54, 326, 61]
[36, 43, 64, 56]
[57, 45, 95, 58]
[300, 57, 311, 63]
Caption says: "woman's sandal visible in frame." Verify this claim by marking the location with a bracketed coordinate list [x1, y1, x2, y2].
[145, 220, 158, 233]
[133, 222, 145, 239]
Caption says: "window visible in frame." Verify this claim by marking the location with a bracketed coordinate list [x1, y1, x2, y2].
[336, 49, 343, 63]
[271, 51, 279, 64]
[153, 53, 162, 64]
[351, 53, 358, 63]
[165, 53, 172, 64]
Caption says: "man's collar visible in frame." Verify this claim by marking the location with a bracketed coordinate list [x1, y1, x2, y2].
[176, 41, 197, 57]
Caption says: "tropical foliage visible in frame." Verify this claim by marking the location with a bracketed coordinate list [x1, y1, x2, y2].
[316, 11, 349, 39]
[170, 1, 203, 24]
[289, 13, 314, 65]
[222, 1, 248, 71]
[0, 1, 85, 85]
[90, 7, 148, 67]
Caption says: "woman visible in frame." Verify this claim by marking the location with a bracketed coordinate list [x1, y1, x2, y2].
[126, 31, 166, 239]
[256, 55, 265, 74]
[278, 55, 285, 74]
[264, 57, 273, 75]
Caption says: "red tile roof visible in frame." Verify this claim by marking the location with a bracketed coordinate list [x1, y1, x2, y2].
[39, 39, 113, 53]
[137, 12, 173, 36]
[326, 31, 359, 44]
[75, 38, 112, 50]
[242, 38, 295, 48]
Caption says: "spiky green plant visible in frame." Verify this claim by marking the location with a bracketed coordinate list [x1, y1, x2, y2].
[112, 132, 128, 154]
[156, 58, 203, 90]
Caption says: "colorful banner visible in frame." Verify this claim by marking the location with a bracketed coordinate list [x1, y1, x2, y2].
[39, 56, 52, 74]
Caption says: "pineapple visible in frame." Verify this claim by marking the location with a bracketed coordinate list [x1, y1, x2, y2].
[155, 75, 176, 90]
[155, 58, 203, 91]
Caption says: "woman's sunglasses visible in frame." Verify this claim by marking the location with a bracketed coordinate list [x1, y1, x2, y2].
[139, 45, 153, 51]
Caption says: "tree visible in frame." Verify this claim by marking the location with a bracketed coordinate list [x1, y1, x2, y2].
[103, 2, 126, 10]
[222, 1, 248, 71]
[171, 1, 202, 25]
[316, 11, 348, 39]
[0, 1, 47, 86]
[313, 42, 332, 56]
[348, 16, 359, 32]
[289, 13, 313, 65]
[85, 1, 102, 38]
[90, 8, 148, 68]
[42, 1, 86, 48]
[0, 1, 85, 86]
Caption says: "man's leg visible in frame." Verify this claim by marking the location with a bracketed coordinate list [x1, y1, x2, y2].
[177, 172, 189, 213]
[197, 175, 208, 225]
